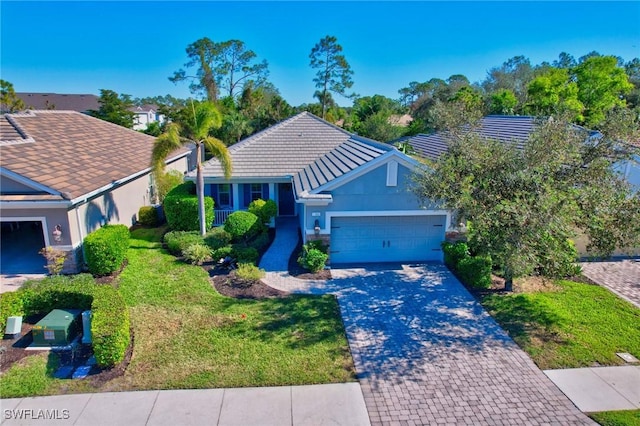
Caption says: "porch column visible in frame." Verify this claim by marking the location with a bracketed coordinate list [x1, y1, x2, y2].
[232, 184, 240, 211]
[268, 183, 275, 201]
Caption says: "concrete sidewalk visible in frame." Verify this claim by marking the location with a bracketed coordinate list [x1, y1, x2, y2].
[0, 383, 370, 426]
[545, 365, 640, 413]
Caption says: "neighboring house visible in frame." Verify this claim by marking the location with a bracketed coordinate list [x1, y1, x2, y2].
[130, 104, 165, 131]
[193, 111, 451, 264]
[16, 93, 100, 113]
[0, 110, 193, 274]
[404, 115, 640, 256]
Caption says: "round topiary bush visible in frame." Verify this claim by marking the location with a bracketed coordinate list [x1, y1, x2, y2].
[224, 211, 260, 242]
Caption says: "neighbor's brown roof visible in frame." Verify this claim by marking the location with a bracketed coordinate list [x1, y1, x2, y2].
[0, 110, 189, 202]
[16, 93, 100, 112]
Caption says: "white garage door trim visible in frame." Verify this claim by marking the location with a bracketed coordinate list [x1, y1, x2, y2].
[1, 216, 51, 246]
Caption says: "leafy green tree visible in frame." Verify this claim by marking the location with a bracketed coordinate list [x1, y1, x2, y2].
[152, 101, 232, 235]
[0, 80, 25, 113]
[88, 89, 136, 128]
[489, 89, 518, 115]
[413, 107, 640, 291]
[309, 35, 355, 119]
[482, 55, 534, 109]
[574, 56, 634, 127]
[552, 52, 577, 69]
[624, 58, 640, 109]
[525, 68, 584, 121]
[170, 38, 269, 101]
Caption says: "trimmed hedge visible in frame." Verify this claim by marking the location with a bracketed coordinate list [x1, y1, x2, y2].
[248, 199, 277, 226]
[233, 246, 259, 265]
[1, 274, 129, 368]
[84, 225, 130, 276]
[163, 182, 214, 231]
[442, 241, 492, 289]
[138, 206, 159, 227]
[224, 211, 259, 242]
[0, 291, 25, 332]
[91, 285, 130, 368]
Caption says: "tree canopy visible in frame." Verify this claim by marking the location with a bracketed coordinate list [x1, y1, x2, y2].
[88, 89, 136, 128]
[309, 35, 355, 119]
[412, 106, 640, 290]
[0, 80, 25, 113]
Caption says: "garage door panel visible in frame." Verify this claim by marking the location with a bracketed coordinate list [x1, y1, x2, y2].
[330, 215, 445, 264]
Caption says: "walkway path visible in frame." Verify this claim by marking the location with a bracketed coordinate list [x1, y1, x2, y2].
[580, 259, 640, 308]
[1, 383, 370, 426]
[265, 264, 594, 425]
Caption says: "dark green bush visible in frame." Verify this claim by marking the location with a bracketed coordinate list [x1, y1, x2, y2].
[0, 291, 25, 332]
[212, 246, 233, 261]
[164, 231, 204, 256]
[442, 241, 469, 269]
[84, 225, 130, 276]
[297, 245, 328, 273]
[248, 199, 277, 226]
[163, 182, 214, 231]
[204, 227, 232, 250]
[224, 211, 260, 242]
[91, 285, 130, 368]
[138, 206, 158, 227]
[306, 239, 328, 254]
[248, 232, 271, 252]
[233, 246, 260, 265]
[456, 255, 493, 289]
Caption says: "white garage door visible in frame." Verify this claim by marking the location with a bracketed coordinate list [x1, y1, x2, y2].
[330, 215, 446, 264]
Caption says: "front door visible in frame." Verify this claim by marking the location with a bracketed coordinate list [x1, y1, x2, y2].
[278, 183, 295, 216]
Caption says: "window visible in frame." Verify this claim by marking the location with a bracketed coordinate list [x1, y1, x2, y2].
[250, 183, 263, 201]
[218, 184, 231, 207]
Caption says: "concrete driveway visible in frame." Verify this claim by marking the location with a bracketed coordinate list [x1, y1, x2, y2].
[269, 264, 593, 425]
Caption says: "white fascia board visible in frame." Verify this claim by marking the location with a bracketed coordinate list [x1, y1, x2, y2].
[0, 200, 71, 209]
[313, 151, 418, 194]
[0, 167, 60, 195]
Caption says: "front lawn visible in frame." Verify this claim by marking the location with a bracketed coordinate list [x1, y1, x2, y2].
[589, 410, 640, 426]
[481, 279, 640, 370]
[0, 227, 355, 397]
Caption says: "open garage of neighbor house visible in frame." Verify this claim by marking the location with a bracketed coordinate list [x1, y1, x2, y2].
[1, 219, 47, 274]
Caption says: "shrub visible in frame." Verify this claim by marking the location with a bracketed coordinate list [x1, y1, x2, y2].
[457, 255, 493, 289]
[138, 206, 158, 227]
[224, 211, 260, 242]
[212, 246, 234, 261]
[0, 291, 25, 332]
[156, 169, 184, 203]
[534, 234, 580, 278]
[442, 241, 469, 269]
[163, 182, 214, 231]
[84, 225, 130, 276]
[204, 227, 232, 250]
[19, 274, 95, 315]
[306, 239, 328, 254]
[91, 285, 130, 368]
[236, 263, 266, 281]
[248, 232, 271, 252]
[248, 199, 277, 226]
[38, 246, 67, 275]
[233, 246, 259, 265]
[164, 231, 204, 256]
[183, 243, 212, 265]
[297, 245, 328, 273]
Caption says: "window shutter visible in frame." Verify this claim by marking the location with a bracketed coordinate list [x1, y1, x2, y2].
[243, 184, 250, 208]
[263, 183, 269, 199]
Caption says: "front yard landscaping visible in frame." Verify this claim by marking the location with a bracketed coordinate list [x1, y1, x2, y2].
[480, 278, 640, 370]
[0, 226, 356, 398]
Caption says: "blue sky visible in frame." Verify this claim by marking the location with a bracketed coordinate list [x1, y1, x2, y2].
[2, 1, 639, 106]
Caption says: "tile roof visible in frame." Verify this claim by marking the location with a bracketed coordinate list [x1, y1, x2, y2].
[199, 111, 394, 197]
[16, 93, 100, 113]
[1, 110, 189, 202]
[408, 115, 541, 160]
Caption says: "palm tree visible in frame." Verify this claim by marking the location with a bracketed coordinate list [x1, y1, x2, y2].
[151, 101, 232, 235]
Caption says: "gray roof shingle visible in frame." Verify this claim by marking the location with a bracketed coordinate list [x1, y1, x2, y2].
[200, 112, 394, 197]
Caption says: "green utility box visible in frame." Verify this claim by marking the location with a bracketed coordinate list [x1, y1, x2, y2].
[32, 309, 82, 347]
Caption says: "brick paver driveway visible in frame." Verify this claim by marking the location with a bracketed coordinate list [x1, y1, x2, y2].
[580, 260, 640, 308]
[302, 264, 592, 425]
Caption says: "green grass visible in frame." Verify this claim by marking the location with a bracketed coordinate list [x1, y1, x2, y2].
[590, 410, 640, 426]
[1, 226, 355, 397]
[481, 280, 640, 369]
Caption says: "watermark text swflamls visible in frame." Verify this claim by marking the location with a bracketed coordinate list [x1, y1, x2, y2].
[4, 409, 70, 420]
